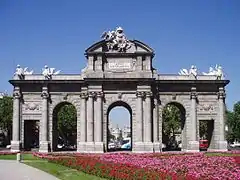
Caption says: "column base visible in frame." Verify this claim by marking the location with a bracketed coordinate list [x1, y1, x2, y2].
[39, 141, 49, 153]
[11, 141, 21, 152]
[133, 142, 154, 152]
[132, 142, 145, 153]
[77, 142, 86, 153]
[186, 141, 199, 152]
[94, 142, 104, 153]
[153, 142, 162, 152]
[85, 142, 95, 153]
[144, 142, 154, 152]
[213, 140, 228, 151]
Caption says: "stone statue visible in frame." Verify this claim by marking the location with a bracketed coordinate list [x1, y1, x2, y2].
[81, 66, 87, 78]
[189, 65, 198, 77]
[14, 65, 33, 80]
[202, 64, 224, 80]
[42, 65, 60, 80]
[179, 65, 198, 78]
[101, 27, 132, 52]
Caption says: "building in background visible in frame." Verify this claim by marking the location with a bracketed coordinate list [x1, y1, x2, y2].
[122, 126, 131, 138]
[109, 119, 131, 140]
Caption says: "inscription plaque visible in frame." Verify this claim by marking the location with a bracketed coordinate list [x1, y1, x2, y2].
[108, 62, 131, 69]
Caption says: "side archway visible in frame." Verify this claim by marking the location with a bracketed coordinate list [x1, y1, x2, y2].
[162, 101, 186, 151]
[106, 101, 132, 152]
[52, 102, 77, 151]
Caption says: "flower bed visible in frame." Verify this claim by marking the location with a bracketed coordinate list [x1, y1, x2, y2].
[33, 152, 240, 180]
[0, 151, 18, 155]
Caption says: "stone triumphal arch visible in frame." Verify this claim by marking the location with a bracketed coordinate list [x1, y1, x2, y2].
[10, 27, 229, 153]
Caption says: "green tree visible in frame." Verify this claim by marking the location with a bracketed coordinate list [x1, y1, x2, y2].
[0, 96, 13, 144]
[57, 104, 77, 145]
[199, 121, 208, 139]
[226, 102, 240, 143]
[162, 104, 181, 138]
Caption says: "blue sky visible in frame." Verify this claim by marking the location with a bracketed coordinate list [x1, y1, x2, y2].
[1, 1, 240, 128]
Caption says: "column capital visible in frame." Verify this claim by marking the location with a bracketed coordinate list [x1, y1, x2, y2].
[13, 91, 21, 99]
[13, 86, 21, 99]
[80, 92, 88, 99]
[96, 91, 104, 98]
[41, 91, 49, 99]
[190, 92, 197, 99]
[190, 87, 197, 99]
[136, 91, 144, 98]
[88, 92, 96, 98]
[145, 91, 153, 98]
[218, 87, 226, 99]
[217, 92, 226, 99]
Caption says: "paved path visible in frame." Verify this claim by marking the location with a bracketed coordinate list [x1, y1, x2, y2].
[0, 160, 59, 180]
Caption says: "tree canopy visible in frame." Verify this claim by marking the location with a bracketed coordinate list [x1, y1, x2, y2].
[226, 102, 240, 143]
[0, 96, 13, 131]
[162, 104, 182, 138]
[0, 96, 13, 144]
[57, 103, 77, 145]
[199, 121, 208, 139]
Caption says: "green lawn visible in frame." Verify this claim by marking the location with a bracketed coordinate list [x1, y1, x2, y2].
[0, 153, 39, 160]
[0, 154, 105, 180]
[205, 152, 240, 156]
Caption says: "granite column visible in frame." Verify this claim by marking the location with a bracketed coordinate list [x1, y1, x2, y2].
[86, 92, 95, 152]
[94, 92, 104, 152]
[39, 87, 49, 152]
[78, 92, 87, 152]
[217, 87, 228, 150]
[11, 87, 21, 152]
[133, 91, 145, 152]
[187, 87, 199, 152]
[153, 97, 160, 152]
[144, 92, 153, 151]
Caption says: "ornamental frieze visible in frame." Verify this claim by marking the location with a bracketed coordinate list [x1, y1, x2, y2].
[23, 102, 41, 112]
[198, 104, 214, 112]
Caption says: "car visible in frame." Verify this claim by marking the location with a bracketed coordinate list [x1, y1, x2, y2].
[199, 140, 208, 151]
[230, 141, 240, 148]
[121, 142, 131, 149]
[121, 138, 131, 150]
[108, 142, 116, 149]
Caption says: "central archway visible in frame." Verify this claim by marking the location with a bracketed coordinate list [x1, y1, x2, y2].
[107, 101, 132, 152]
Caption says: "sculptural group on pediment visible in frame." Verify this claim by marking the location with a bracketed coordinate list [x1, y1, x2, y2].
[178, 65, 198, 78]
[13, 64, 61, 80]
[202, 64, 224, 80]
[42, 65, 61, 80]
[14, 65, 34, 80]
[178, 64, 225, 80]
[101, 27, 132, 52]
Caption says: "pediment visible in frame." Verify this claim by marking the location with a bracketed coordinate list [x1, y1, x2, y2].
[85, 40, 154, 56]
